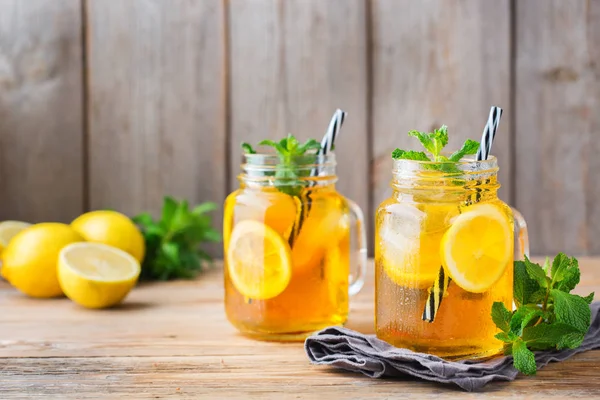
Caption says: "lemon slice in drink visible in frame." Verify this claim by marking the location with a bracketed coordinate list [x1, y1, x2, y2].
[58, 242, 141, 308]
[227, 220, 292, 300]
[441, 204, 512, 293]
[0, 221, 31, 253]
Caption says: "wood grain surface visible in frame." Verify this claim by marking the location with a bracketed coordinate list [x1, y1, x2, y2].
[1, 258, 599, 399]
[370, 0, 512, 219]
[227, 0, 370, 219]
[515, 0, 600, 256]
[0, 0, 83, 222]
[85, 0, 227, 254]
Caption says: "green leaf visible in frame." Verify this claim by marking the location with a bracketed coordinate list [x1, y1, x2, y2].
[161, 242, 180, 265]
[241, 142, 256, 154]
[550, 289, 591, 334]
[522, 321, 582, 349]
[551, 253, 580, 293]
[510, 305, 545, 336]
[491, 301, 512, 333]
[433, 125, 449, 148]
[391, 149, 430, 161]
[298, 139, 321, 153]
[495, 331, 518, 343]
[131, 212, 153, 227]
[512, 338, 537, 375]
[449, 139, 480, 162]
[583, 292, 595, 304]
[514, 260, 546, 307]
[542, 256, 551, 275]
[161, 197, 178, 227]
[523, 256, 549, 288]
[192, 202, 218, 216]
[407, 130, 435, 154]
[258, 139, 286, 154]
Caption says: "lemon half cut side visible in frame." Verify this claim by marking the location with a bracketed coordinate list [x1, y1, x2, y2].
[58, 242, 141, 309]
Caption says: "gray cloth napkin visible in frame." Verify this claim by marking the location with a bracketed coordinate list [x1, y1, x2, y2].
[305, 302, 600, 391]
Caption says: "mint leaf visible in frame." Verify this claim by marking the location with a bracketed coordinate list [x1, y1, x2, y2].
[241, 142, 256, 154]
[407, 130, 435, 154]
[161, 196, 178, 229]
[133, 197, 219, 281]
[524, 256, 550, 288]
[522, 322, 582, 350]
[491, 302, 512, 332]
[510, 305, 545, 336]
[512, 339, 537, 375]
[542, 256, 551, 275]
[391, 149, 430, 161]
[558, 332, 585, 349]
[550, 289, 591, 334]
[431, 125, 449, 153]
[583, 292, 595, 304]
[514, 260, 546, 307]
[192, 202, 218, 216]
[551, 253, 580, 293]
[496, 331, 518, 343]
[449, 139, 480, 162]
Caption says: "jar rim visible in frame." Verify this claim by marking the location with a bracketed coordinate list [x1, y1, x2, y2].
[243, 152, 336, 167]
[392, 155, 498, 176]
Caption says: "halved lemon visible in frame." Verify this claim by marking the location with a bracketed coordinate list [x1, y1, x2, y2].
[226, 220, 292, 300]
[0, 221, 31, 253]
[441, 203, 512, 293]
[58, 242, 141, 308]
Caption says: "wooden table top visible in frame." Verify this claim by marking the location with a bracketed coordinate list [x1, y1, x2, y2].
[2, 258, 600, 399]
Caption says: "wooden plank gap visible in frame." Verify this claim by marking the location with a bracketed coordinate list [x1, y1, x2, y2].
[81, 0, 91, 212]
[365, 0, 375, 256]
[508, 0, 517, 208]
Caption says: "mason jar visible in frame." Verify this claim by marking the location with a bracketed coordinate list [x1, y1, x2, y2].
[375, 156, 528, 359]
[223, 153, 366, 341]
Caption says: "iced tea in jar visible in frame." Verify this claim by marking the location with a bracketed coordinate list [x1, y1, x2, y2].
[224, 136, 366, 341]
[375, 128, 528, 359]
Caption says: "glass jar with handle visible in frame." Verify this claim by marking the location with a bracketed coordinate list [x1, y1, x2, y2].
[224, 152, 367, 341]
[375, 155, 528, 359]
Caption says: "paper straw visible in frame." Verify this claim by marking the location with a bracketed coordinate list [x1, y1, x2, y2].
[311, 109, 346, 177]
[422, 106, 503, 323]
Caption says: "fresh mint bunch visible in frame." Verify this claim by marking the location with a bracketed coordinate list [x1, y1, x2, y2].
[242, 134, 321, 197]
[392, 125, 480, 166]
[491, 254, 594, 375]
[132, 197, 220, 280]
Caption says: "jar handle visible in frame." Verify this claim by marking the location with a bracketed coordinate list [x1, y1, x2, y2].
[345, 199, 367, 296]
[511, 207, 530, 260]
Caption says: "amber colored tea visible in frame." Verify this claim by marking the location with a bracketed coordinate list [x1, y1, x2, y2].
[374, 159, 528, 359]
[224, 185, 352, 340]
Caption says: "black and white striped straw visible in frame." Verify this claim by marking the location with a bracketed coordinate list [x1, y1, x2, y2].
[476, 106, 503, 161]
[311, 109, 346, 177]
[421, 105, 503, 323]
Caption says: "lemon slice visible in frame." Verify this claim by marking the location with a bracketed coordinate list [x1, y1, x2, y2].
[58, 242, 141, 308]
[0, 221, 31, 253]
[227, 220, 292, 300]
[441, 204, 512, 293]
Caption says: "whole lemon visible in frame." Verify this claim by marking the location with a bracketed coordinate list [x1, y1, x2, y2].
[2, 223, 84, 298]
[71, 211, 145, 263]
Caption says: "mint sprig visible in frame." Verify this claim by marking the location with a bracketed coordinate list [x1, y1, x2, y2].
[393, 125, 479, 164]
[491, 254, 594, 375]
[242, 134, 321, 197]
[132, 197, 220, 280]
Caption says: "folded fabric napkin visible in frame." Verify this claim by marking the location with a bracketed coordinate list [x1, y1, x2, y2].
[305, 302, 600, 392]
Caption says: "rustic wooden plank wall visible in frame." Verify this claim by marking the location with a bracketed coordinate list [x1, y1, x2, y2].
[515, 0, 600, 256]
[0, 0, 598, 256]
[0, 0, 83, 222]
